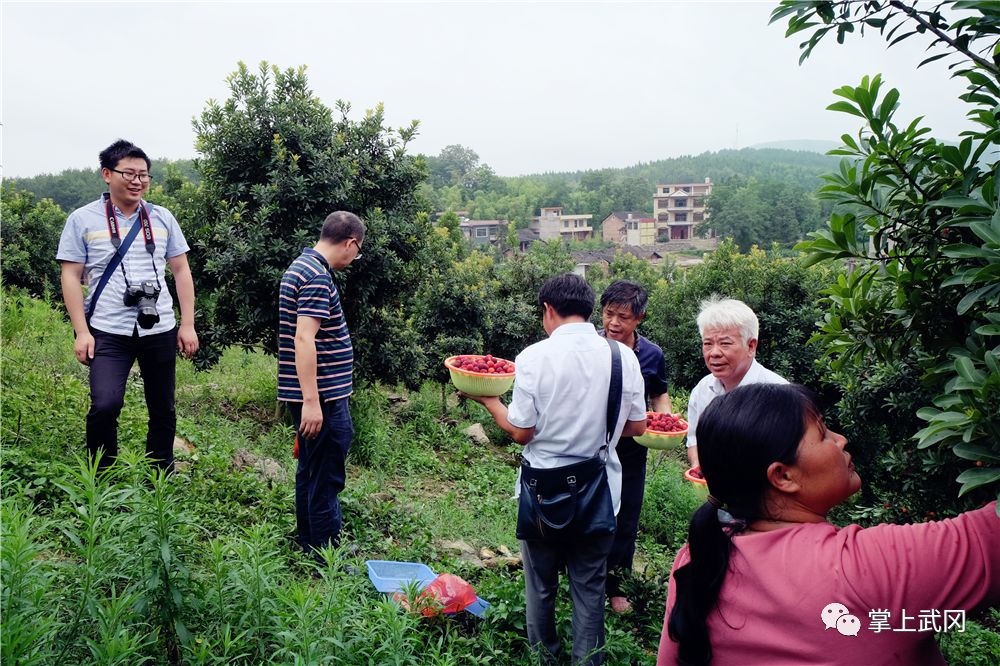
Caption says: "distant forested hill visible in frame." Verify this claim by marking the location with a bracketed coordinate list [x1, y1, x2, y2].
[422, 146, 839, 244]
[8, 159, 199, 213]
[749, 139, 840, 154]
[518, 147, 838, 189]
[8, 147, 837, 251]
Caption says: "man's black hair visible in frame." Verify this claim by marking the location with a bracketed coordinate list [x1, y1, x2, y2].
[599, 279, 648, 317]
[320, 211, 366, 244]
[99, 139, 151, 171]
[538, 273, 595, 320]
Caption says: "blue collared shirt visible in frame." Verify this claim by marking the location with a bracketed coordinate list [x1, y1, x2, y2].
[599, 330, 669, 401]
[56, 195, 189, 336]
[277, 248, 354, 403]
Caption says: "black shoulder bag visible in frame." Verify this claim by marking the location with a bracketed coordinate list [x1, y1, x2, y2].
[515, 337, 623, 541]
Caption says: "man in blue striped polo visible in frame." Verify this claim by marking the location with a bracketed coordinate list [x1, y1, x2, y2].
[57, 139, 199, 472]
[278, 211, 365, 557]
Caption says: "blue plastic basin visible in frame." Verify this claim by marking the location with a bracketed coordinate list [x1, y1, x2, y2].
[365, 560, 436, 593]
[365, 559, 491, 618]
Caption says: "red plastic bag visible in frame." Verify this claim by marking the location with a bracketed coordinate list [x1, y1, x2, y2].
[293, 434, 299, 459]
[393, 573, 477, 617]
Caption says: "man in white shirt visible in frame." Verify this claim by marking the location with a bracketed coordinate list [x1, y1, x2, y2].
[464, 273, 646, 666]
[57, 139, 199, 472]
[686, 297, 787, 468]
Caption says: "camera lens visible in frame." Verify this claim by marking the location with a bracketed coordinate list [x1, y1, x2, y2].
[129, 281, 161, 329]
[136, 301, 160, 329]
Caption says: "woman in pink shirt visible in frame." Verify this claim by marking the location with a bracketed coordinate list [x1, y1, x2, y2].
[657, 383, 1000, 665]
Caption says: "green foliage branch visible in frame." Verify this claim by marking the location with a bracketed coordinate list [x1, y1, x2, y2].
[773, 0, 1000, 507]
[0, 183, 66, 299]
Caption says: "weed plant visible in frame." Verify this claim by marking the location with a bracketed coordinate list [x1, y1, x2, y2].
[640, 453, 703, 553]
[4, 290, 989, 663]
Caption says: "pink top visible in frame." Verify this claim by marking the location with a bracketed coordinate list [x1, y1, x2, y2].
[657, 503, 1000, 665]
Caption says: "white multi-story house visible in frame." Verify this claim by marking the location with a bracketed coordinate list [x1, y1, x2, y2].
[531, 207, 593, 241]
[652, 178, 712, 240]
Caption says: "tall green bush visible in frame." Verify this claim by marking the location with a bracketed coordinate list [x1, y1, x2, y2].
[773, 0, 1000, 509]
[188, 61, 428, 381]
[0, 183, 65, 299]
[486, 240, 576, 359]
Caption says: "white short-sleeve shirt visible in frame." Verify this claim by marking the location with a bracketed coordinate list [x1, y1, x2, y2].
[56, 196, 189, 336]
[686, 359, 788, 449]
[507, 322, 647, 514]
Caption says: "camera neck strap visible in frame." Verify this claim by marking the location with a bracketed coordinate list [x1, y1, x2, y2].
[104, 192, 155, 252]
[104, 193, 161, 291]
[86, 194, 160, 323]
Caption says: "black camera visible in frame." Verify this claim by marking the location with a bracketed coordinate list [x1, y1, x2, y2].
[123, 281, 161, 329]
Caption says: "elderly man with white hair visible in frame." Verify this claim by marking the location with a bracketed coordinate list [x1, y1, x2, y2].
[686, 296, 788, 467]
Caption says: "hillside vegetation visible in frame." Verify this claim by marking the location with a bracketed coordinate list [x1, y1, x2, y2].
[5, 2, 1000, 654]
[1, 289, 708, 664]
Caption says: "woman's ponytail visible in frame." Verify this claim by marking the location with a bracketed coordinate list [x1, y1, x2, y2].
[667, 500, 733, 665]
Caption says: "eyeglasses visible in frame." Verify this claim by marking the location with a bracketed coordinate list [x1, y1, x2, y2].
[111, 169, 152, 183]
[350, 237, 363, 260]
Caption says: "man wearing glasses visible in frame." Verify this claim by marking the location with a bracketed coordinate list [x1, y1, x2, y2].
[57, 139, 199, 472]
[278, 211, 364, 559]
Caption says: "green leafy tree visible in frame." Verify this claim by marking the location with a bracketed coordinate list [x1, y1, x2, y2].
[488, 240, 576, 355]
[773, 0, 1000, 508]
[462, 163, 505, 195]
[189, 62, 426, 382]
[426, 144, 481, 189]
[413, 252, 497, 382]
[0, 183, 65, 298]
[504, 224, 519, 251]
[435, 210, 466, 246]
[703, 177, 823, 250]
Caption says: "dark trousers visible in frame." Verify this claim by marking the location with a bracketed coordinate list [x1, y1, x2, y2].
[87, 327, 177, 472]
[606, 437, 647, 598]
[289, 398, 353, 556]
[521, 534, 615, 666]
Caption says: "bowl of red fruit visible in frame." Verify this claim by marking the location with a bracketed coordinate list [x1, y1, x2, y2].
[445, 355, 516, 397]
[633, 411, 688, 450]
[685, 466, 709, 498]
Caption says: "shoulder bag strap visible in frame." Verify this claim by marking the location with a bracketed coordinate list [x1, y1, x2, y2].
[86, 201, 145, 324]
[604, 337, 623, 448]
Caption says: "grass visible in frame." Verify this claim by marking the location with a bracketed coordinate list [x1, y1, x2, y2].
[1, 289, 682, 664]
[4, 288, 996, 664]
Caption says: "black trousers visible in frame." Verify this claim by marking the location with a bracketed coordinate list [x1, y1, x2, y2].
[288, 398, 353, 557]
[86, 327, 177, 471]
[606, 436, 647, 597]
[521, 533, 615, 666]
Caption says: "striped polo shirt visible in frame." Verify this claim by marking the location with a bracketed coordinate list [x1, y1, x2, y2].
[277, 248, 354, 403]
[56, 195, 189, 336]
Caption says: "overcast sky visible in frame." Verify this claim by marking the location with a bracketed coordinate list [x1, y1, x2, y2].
[2, 1, 973, 179]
